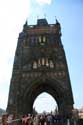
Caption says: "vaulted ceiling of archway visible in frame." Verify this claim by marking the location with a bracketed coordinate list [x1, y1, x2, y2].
[23, 77, 67, 108]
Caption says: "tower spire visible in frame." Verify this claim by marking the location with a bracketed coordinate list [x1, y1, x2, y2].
[23, 20, 28, 32]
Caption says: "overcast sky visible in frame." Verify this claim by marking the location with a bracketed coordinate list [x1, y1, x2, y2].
[0, 0, 83, 113]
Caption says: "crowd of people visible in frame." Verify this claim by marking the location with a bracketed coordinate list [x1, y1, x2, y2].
[1, 112, 66, 125]
[2, 111, 75, 125]
[21, 112, 66, 125]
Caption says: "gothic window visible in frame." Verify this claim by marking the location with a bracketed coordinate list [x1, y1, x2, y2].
[23, 39, 28, 47]
[33, 61, 37, 69]
[49, 60, 54, 68]
[46, 58, 49, 67]
[39, 36, 42, 43]
[33, 58, 55, 68]
[31, 37, 34, 44]
[38, 59, 41, 67]
[38, 36, 46, 45]
[42, 58, 45, 65]
[43, 36, 46, 42]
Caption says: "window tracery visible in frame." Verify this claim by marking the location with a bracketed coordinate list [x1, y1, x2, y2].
[32, 58, 54, 69]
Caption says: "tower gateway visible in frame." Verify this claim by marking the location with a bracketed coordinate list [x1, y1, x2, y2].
[7, 19, 74, 119]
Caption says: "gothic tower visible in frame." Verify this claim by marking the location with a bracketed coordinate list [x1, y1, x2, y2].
[7, 18, 74, 118]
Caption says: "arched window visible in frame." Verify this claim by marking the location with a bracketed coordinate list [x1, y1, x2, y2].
[49, 60, 54, 68]
[23, 39, 28, 47]
[46, 58, 49, 67]
[38, 59, 41, 67]
[39, 36, 42, 43]
[42, 58, 45, 65]
[43, 36, 46, 42]
[33, 61, 37, 69]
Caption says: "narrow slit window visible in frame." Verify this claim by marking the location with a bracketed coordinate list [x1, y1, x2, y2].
[49, 60, 54, 68]
[39, 36, 42, 43]
[42, 58, 45, 65]
[46, 58, 49, 66]
[43, 36, 46, 42]
[38, 59, 41, 67]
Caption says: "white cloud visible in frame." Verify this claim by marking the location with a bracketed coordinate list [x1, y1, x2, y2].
[36, 0, 52, 5]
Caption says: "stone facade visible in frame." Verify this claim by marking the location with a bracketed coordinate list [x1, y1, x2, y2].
[7, 19, 74, 119]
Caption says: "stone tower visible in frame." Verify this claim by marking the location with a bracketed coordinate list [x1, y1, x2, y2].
[7, 18, 74, 118]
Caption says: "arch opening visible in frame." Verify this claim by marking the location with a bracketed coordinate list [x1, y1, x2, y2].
[23, 79, 73, 117]
[33, 92, 58, 114]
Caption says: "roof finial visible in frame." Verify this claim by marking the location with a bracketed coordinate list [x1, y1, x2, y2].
[27, 18, 28, 25]
[24, 20, 27, 27]
[23, 20, 28, 32]
[55, 16, 59, 24]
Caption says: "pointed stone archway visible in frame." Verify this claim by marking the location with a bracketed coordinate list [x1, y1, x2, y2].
[22, 77, 73, 117]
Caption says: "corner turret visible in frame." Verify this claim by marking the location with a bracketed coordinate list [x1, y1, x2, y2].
[23, 20, 28, 32]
